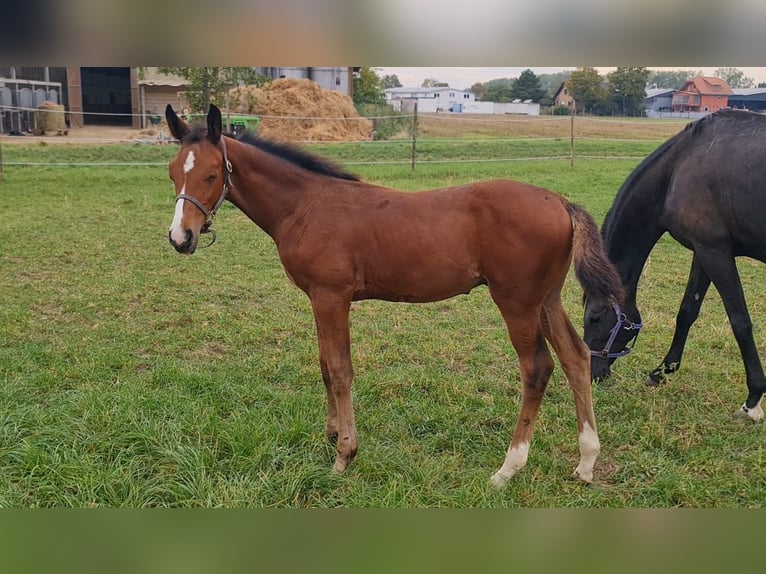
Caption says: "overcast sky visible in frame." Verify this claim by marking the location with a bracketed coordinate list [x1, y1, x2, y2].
[375, 67, 766, 90]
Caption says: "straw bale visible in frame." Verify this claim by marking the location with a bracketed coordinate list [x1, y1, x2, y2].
[230, 78, 372, 142]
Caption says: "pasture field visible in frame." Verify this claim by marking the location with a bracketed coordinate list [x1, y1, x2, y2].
[1, 123, 765, 507]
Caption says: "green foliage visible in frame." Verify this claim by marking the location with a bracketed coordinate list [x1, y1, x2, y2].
[607, 67, 651, 116]
[353, 67, 386, 106]
[354, 102, 409, 141]
[648, 69, 703, 90]
[552, 105, 572, 116]
[421, 78, 449, 87]
[567, 67, 606, 114]
[510, 69, 547, 103]
[482, 78, 514, 102]
[157, 67, 268, 113]
[537, 71, 571, 96]
[714, 67, 755, 89]
[380, 74, 402, 89]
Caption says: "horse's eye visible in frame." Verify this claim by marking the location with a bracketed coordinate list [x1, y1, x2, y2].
[206, 174, 217, 183]
[587, 314, 600, 325]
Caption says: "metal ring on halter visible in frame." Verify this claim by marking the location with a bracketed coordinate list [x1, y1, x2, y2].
[589, 302, 643, 359]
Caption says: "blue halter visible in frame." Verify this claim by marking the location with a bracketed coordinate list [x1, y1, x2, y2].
[589, 302, 643, 359]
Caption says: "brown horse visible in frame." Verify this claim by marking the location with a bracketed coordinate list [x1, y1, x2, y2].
[164, 104, 624, 488]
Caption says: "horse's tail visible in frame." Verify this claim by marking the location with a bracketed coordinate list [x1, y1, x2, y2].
[564, 201, 625, 304]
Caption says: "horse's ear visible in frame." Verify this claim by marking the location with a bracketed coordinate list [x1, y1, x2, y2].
[207, 104, 222, 145]
[165, 104, 189, 141]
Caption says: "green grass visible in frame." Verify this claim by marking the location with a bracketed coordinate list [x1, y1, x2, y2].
[1, 139, 765, 507]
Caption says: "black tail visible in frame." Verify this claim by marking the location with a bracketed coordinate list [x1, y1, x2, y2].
[565, 202, 625, 305]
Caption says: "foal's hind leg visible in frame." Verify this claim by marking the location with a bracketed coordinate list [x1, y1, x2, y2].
[489, 300, 554, 489]
[541, 294, 600, 483]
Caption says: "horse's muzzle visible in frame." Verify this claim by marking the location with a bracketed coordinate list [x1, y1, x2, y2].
[168, 228, 197, 254]
[590, 356, 612, 382]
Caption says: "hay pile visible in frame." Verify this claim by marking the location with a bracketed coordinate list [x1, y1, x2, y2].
[229, 78, 372, 142]
[34, 101, 68, 135]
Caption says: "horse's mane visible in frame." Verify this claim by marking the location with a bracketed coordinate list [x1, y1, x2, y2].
[182, 124, 361, 182]
[237, 131, 361, 182]
[601, 109, 755, 236]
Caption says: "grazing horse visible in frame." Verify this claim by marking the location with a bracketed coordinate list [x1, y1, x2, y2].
[164, 104, 624, 487]
[583, 109, 766, 422]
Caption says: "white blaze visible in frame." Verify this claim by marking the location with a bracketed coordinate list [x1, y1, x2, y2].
[183, 150, 196, 173]
[169, 150, 196, 244]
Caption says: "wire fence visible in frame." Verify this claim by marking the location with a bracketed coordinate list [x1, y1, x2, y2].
[0, 106, 686, 174]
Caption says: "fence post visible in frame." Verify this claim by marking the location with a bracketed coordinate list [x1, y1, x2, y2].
[411, 101, 418, 171]
[570, 111, 575, 168]
[0, 134, 4, 183]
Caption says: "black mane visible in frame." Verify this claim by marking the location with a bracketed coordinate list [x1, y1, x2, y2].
[238, 131, 361, 182]
[602, 109, 763, 238]
[182, 123, 361, 182]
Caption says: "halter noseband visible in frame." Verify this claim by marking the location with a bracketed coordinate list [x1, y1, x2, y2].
[589, 302, 643, 359]
[175, 137, 233, 248]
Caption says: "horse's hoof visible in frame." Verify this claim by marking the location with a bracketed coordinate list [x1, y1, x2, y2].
[645, 372, 663, 387]
[490, 472, 510, 490]
[572, 465, 594, 484]
[733, 402, 764, 422]
[331, 458, 348, 474]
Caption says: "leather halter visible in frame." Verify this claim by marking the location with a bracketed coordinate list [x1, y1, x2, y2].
[589, 302, 643, 359]
[174, 137, 233, 248]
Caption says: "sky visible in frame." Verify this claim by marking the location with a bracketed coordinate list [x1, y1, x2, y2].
[375, 67, 766, 91]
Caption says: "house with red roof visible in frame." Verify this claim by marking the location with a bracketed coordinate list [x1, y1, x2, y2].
[672, 76, 733, 114]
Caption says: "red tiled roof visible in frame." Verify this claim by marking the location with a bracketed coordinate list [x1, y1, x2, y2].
[680, 76, 734, 96]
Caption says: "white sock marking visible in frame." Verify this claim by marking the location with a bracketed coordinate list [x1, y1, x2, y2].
[491, 441, 530, 489]
[573, 421, 600, 483]
[740, 397, 764, 422]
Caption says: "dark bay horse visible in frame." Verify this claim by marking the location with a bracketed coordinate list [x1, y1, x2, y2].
[165, 104, 624, 487]
[584, 109, 766, 422]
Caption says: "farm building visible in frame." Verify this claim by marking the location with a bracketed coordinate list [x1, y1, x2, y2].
[253, 67, 357, 98]
[0, 67, 357, 133]
[672, 76, 732, 114]
[728, 88, 766, 112]
[644, 88, 675, 114]
[385, 86, 476, 113]
[385, 86, 540, 115]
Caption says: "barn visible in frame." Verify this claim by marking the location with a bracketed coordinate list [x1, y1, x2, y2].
[728, 88, 766, 112]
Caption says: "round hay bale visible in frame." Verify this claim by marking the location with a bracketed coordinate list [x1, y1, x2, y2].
[35, 101, 67, 135]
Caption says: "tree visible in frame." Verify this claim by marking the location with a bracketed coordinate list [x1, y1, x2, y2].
[567, 67, 606, 114]
[537, 71, 571, 96]
[352, 67, 386, 105]
[607, 67, 650, 116]
[468, 82, 487, 100]
[648, 69, 703, 90]
[157, 67, 265, 113]
[714, 67, 755, 89]
[510, 69, 546, 102]
[421, 78, 449, 87]
[380, 74, 402, 89]
[482, 78, 514, 102]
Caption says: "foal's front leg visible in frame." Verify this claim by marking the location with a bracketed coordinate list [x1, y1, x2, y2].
[310, 290, 358, 473]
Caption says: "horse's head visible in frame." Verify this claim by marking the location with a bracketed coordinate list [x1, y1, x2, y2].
[583, 298, 643, 381]
[166, 104, 231, 254]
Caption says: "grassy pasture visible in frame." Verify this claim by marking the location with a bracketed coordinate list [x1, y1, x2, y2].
[1, 118, 765, 507]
